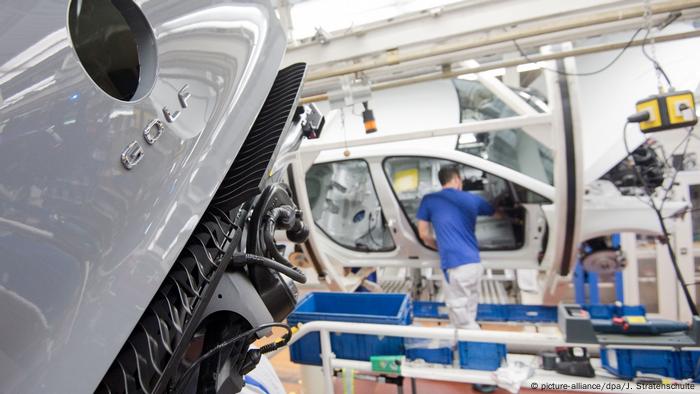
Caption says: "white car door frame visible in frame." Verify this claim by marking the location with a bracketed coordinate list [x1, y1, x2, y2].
[369, 148, 554, 269]
[288, 142, 558, 291]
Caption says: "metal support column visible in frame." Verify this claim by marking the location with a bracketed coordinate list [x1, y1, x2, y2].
[611, 234, 625, 303]
[573, 258, 601, 304]
[573, 262, 586, 304]
[320, 329, 335, 393]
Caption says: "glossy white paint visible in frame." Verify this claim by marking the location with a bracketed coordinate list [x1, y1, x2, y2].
[0, 1, 286, 392]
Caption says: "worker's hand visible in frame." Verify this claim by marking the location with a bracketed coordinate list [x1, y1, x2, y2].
[493, 208, 506, 220]
[418, 220, 438, 250]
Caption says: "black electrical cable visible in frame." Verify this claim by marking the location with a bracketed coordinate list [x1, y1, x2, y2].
[625, 130, 693, 211]
[233, 253, 307, 283]
[172, 322, 292, 393]
[640, 27, 673, 89]
[661, 129, 695, 168]
[366, 211, 383, 248]
[649, 206, 698, 317]
[263, 221, 295, 268]
[258, 206, 308, 283]
[659, 127, 694, 211]
[621, 122, 656, 209]
[512, 27, 644, 77]
[263, 207, 299, 268]
[617, 126, 693, 212]
[622, 121, 699, 317]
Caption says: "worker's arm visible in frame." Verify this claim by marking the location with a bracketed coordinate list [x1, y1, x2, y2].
[476, 195, 495, 216]
[492, 208, 505, 220]
[476, 194, 508, 219]
[418, 220, 438, 249]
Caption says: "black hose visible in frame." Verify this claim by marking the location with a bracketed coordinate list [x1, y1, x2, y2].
[256, 204, 308, 283]
[234, 253, 306, 284]
[263, 219, 294, 267]
[172, 322, 292, 393]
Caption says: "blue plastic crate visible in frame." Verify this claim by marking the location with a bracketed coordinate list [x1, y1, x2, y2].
[480, 304, 558, 322]
[601, 348, 684, 379]
[413, 301, 449, 319]
[583, 304, 646, 319]
[412, 301, 558, 323]
[478, 304, 508, 322]
[406, 347, 453, 365]
[287, 292, 411, 365]
[680, 351, 700, 382]
[506, 305, 557, 322]
[458, 342, 506, 371]
[413, 301, 644, 323]
[405, 338, 453, 365]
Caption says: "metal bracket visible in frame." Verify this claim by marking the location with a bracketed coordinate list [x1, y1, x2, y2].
[328, 76, 372, 110]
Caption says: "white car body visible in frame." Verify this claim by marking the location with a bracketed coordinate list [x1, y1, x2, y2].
[277, 62, 686, 294]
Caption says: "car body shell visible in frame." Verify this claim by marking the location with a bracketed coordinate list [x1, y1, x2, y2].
[0, 0, 286, 392]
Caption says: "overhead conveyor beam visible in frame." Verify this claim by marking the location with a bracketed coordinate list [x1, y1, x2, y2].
[298, 113, 552, 152]
[295, 0, 700, 83]
[300, 28, 700, 104]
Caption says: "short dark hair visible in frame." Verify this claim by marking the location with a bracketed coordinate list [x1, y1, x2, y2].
[438, 165, 460, 185]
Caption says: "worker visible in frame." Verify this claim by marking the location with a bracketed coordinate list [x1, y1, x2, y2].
[416, 165, 495, 329]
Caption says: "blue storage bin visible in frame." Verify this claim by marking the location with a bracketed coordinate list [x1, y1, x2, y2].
[458, 342, 506, 371]
[478, 304, 508, 322]
[477, 304, 558, 322]
[413, 301, 449, 319]
[413, 301, 645, 323]
[506, 305, 557, 322]
[583, 304, 646, 319]
[405, 338, 453, 365]
[601, 348, 684, 379]
[406, 347, 453, 365]
[287, 292, 411, 365]
[679, 351, 700, 382]
[412, 301, 558, 323]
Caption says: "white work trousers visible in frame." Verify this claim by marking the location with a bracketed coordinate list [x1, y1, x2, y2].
[443, 263, 483, 329]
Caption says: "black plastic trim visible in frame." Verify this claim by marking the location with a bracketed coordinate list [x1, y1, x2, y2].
[212, 63, 307, 213]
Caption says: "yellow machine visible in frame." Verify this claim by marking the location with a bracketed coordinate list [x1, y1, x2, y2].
[634, 90, 697, 133]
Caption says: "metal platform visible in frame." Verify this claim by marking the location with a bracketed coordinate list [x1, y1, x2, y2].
[379, 268, 517, 304]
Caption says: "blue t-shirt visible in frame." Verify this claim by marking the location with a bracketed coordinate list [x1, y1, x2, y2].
[416, 188, 494, 270]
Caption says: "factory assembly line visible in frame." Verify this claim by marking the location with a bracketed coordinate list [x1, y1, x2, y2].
[274, 57, 700, 393]
[1, 0, 700, 393]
